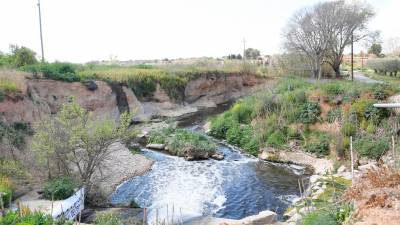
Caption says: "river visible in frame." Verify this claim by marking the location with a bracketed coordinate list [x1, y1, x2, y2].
[111, 125, 310, 224]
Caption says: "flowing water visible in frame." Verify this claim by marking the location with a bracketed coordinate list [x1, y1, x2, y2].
[111, 130, 310, 224]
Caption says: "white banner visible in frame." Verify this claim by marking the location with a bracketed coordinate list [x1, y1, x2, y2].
[51, 187, 85, 220]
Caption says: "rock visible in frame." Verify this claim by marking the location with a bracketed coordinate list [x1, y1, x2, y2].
[203, 121, 211, 133]
[309, 175, 321, 184]
[259, 148, 279, 161]
[110, 200, 140, 208]
[358, 162, 378, 172]
[211, 153, 224, 160]
[146, 143, 165, 150]
[128, 143, 141, 152]
[337, 165, 347, 173]
[283, 208, 297, 219]
[83, 80, 98, 91]
[287, 213, 302, 223]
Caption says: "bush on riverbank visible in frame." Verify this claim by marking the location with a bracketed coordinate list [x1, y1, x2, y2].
[43, 176, 76, 200]
[148, 127, 217, 159]
[0, 210, 73, 225]
[209, 77, 396, 159]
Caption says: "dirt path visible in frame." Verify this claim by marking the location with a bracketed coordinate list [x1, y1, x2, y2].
[348, 71, 383, 84]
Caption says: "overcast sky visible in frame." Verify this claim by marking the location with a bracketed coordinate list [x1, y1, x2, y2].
[0, 0, 399, 63]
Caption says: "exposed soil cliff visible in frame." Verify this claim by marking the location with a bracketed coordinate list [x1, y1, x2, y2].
[0, 73, 267, 124]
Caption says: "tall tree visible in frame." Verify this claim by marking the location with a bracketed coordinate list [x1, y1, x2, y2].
[284, 4, 332, 79]
[32, 98, 134, 190]
[284, 0, 374, 79]
[368, 43, 382, 56]
[325, 0, 374, 78]
[245, 48, 261, 60]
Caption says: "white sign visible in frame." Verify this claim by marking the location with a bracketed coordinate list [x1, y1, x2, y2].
[52, 187, 85, 220]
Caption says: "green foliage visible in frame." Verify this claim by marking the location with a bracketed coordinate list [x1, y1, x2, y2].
[32, 99, 134, 186]
[321, 82, 344, 96]
[23, 63, 80, 82]
[297, 102, 321, 124]
[301, 204, 352, 225]
[0, 122, 32, 150]
[266, 130, 286, 148]
[0, 78, 19, 96]
[148, 127, 217, 157]
[366, 57, 400, 75]
[9, 45, 37, 68]
[94, 213, 123, 225]
[0, 159, 28, 179]
[372, 84, 389, 100]
[304, 132, 330, 157]
[43, 176, 76, 200]
[0, 211, 73, 225]
[341, 122, 357, 137]
[209, 113, 237, 139]
[368, 43, 382, 56]
[354, 136, 390, 160]
[0, 176, 13, 208]
[326, 108, 342, 123]
[230, 98, 255, 123]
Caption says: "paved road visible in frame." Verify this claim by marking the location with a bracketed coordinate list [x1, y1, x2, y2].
[348, 71, 383, 84]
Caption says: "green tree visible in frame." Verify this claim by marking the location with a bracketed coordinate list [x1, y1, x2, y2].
[368, 43, 382, 56]
[32, 98, 134, 189]
[10, 45, 37, 67]
[244, 48, 261, 60]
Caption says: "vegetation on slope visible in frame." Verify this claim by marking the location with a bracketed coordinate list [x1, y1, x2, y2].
[209, 77, 396, 160]
[148, 127, 217, 160]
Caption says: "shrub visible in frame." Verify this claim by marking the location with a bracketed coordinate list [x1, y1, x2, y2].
[327, 108, 342, 123]
[297, 102, 321, 124]
[266, 130, 286, 148]
[322, 82, 344, 96]
[23, 62, 80, 82]
[242, 137, 260, 156]
[0, 176, 13, 207]
[209, 114, 236, 139]
[94, 213, 123, 225]
[231, 98, 255, 123]
[366, 57, 400, 75]
[341, 122, 357, 137]
[354, 136, 390, 160]
[149, 128, 217, 157]
[364, 103, 389, 124]
[0, 211, 73, 225]
[304, 132, 330, 157]
[43, 176, 76, 200]
[372, 85, 389, 100]
[226, 123, 241, 146]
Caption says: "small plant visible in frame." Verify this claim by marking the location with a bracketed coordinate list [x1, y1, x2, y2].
[94, 213, 123, 225]
[304, 132, 330, 157]
[0, 176, 13, 207]
[327, 108, 342, 123]
[354, 136, 390, 160]
[43, 176, 76, 200]
[297, 102, 321, 124]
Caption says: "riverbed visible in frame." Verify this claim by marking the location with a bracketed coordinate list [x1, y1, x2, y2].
[111, 130, 311, 224]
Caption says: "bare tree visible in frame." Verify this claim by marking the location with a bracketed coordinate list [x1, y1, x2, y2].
[284, 3, 333, 79]
[325, 0, 374, 77]
[284, 0, 374, 79]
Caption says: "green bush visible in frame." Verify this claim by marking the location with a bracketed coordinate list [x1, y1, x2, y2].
[302, 204, 352, 225]
[354, 136, 390, 160]
[266, 130, 286, 148]
[94, 213, 123, 225]
[0, 211, 73, 225]
[43, 177, 76, 200]
[341, 122, 357, 137]
[297, 102, 321, 124]
[209, 113, 237, 139]
[23, 62, 80, 82]
[0, 176, 13, 208]
[304, 132, 330, 157]
[148, 128, 217, 157]
[321, 82, 344, 96]
[327, 108, 342, 123]
[372, 85, 389, 100]
[366, 57, 400, 75]
[226, 123, 241, 146]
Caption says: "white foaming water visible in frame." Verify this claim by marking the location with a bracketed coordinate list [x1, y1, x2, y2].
[126, 149, 229, 223]
[112, 144, 309, 223]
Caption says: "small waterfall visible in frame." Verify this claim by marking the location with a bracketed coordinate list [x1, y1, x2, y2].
[112, 139, 309, 224]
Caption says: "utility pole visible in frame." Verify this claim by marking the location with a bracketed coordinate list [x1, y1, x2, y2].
[351, 33, 354, 81]
[37, 0, 45, 62]
[243, 38, 246, 62]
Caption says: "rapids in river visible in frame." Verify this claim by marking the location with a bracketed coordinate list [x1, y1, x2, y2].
[111, 128, 310, 224]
